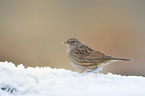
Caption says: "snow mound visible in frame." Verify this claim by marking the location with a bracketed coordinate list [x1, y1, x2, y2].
[0, 61, 145, 96]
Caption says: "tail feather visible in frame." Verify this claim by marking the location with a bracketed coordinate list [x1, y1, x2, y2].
[112, 58, 130, 61]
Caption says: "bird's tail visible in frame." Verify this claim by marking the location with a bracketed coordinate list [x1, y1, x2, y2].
[112, 58, 130, 61]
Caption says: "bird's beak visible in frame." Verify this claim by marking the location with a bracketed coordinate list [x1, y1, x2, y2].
[62, 41, 67, 44]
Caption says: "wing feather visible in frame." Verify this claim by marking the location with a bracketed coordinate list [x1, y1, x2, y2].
[69, 45, 113, 66]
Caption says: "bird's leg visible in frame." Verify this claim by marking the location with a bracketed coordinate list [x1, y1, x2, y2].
[79, 70, 86, 73]
[93, 71, 100, 74]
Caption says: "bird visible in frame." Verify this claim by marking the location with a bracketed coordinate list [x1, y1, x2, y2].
[63, 38, 130, 73]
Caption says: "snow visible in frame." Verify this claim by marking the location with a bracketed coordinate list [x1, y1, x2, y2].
[0, 61, 145, 96]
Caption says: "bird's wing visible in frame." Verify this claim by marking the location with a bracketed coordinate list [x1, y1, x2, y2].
[72, 45, 94, 58]
[87, 50, 106, 58]
[69, 45, 112, 65]
[72, 45, 109, 58]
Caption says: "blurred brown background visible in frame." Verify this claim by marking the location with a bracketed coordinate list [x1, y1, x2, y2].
[0, 0, 145, 76]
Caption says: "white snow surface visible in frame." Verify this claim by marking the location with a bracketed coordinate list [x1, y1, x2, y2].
[0, 61, 145, 96]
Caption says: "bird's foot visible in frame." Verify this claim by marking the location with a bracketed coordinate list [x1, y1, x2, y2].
[79, 70, 86, 73]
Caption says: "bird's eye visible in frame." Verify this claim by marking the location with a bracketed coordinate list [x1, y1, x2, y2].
[71, 41, 75, 43]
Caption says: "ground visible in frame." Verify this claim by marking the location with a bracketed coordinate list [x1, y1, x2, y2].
[0, 61, 145, 96]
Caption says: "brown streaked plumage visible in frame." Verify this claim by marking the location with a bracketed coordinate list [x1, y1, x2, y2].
[63, 38, 130, 73]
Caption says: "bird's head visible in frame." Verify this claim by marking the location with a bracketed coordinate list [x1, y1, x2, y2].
[63, 38, 82, 49]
